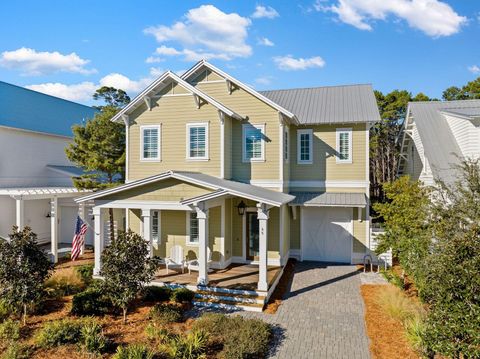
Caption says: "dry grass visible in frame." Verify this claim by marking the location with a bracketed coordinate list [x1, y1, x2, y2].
[362, 284, 421, 359]
[377, 285, 424, 323]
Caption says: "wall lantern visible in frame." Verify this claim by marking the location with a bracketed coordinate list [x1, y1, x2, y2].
[237, 200, 246, 216]
[46, 212, 51, 218]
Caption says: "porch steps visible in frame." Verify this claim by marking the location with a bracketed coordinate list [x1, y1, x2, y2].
[193, 286, 267, 312]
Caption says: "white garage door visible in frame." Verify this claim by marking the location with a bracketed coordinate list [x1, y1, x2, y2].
[302, 207, 352, 263]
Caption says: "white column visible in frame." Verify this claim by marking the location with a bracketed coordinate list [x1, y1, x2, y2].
[279, 204, 285, 265]
[50, 197, 59, 263]
[15, 198, 24, 229]
[219, 111, 225, 179]
[195, 204, 209, 285]
[142, 209, 153, 258]
[257, 203, 269, 291]
[93, 207, 104, 276]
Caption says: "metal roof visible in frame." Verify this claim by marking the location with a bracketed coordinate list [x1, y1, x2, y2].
[290, 192, 367, 207]
[407, 99, 480, 184]
[0, 81, 97, 137]
[260, 84, 380, 125]
[440, 107, 480, 120]
[77, 170, 294, 207]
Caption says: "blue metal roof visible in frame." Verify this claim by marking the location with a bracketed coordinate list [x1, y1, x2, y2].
[0, 81, 97, 137]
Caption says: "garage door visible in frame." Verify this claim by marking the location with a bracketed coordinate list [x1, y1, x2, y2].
[302, 207, 352, 263]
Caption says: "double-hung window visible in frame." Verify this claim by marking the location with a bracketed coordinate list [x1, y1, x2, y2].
[297, 129, 313, 164]
[187, 123, 208, 160]
[336, 128, 352, 163]
[187, 212, 199, 245]
[140, 125, 160, 161]
[242, 124, 265, 162]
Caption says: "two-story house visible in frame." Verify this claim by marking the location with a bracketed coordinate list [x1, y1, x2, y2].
[0, 81, 96, 262]
[77, 60, 380, 310]
[398, 99, 480, 185]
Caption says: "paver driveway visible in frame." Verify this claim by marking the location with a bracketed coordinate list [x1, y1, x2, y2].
[242, 261, 371, 359]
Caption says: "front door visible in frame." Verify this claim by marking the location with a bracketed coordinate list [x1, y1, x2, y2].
[246, 212, 260, 260]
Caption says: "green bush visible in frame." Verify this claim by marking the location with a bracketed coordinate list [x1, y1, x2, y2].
[0, 343, 30, 359]
[81, 319, 108, 354]
[170, 288, 195, 303]
[75, 264, 94, 286]
[192, 313, 271, 359]
[0, 319, 20, 342]
[113, 344, 154, 359]
[71, 287, 111, 316]
[45, 276, 84, 298]
[149, 303, 183, 325]
[143, 286, 171, 302]
[381, 269, 404, 290]
[0, 300, 13, 322]
[35, 318, 83, 347]
[167, 330, 208, 359]
[145, 323, 171, 343]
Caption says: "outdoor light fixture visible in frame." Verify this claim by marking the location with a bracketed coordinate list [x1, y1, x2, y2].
[46, 212, 51, 218]
[237, 200, 246, 215]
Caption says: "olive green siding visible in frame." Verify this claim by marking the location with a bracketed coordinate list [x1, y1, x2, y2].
[128, 209, 142, 234]
[224, 198, 232, 260]
[224, 117, 232, 179]
[208, 206, 222, 262]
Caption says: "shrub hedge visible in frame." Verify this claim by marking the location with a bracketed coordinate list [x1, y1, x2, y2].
[149, 303, 183, 325]
[71, 287, 111, 316]
[170, 288, 195, 303]
[143, 286, 171, 303]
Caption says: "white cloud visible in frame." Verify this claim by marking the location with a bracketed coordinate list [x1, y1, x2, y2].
[255, 76, 273, 85]
[26, 68, 164, 102]
[316, 0, 467, 37]
[469, 65, 480, 74]
[0, 47, 95, 76]
[144, 5, 252, 61]
[274, 55, 326, 71]
[251, 5, 279, 19]
[258, 37, 275, 46]
[147, 45, 231, 63]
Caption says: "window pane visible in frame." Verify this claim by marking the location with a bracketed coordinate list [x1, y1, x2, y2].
[284, 131, 288, 160]
[189, 126, 206, 158]
[339, 132, 350, 160]
[190, 212, 199, 243]
[245, 127, 263, 159]
[143, 128, 158, 159]
[152, 211, 159, 242]
[300, 133, 310, 161]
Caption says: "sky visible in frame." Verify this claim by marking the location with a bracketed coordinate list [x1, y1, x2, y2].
[0, 0, 479, 105]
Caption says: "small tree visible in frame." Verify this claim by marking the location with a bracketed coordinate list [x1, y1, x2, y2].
[0, 227, 53, 325]
[101, 230, 158, 324]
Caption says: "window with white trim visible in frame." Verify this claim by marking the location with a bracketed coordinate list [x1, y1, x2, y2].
[284, 127, 289, 162]
[242, 124, 265, 162]
[140, 125, 160, 161]
[187, 212, 199, 245]
[336, 128, 352, 163]
[186, 123, 208, 160]
[152, 211, 160, 243]
[297, 129, 313, 164]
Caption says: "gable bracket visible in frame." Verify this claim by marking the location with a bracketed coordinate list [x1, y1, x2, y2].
[143, 96, 152, 111]
[218, 110, 226, 124]
[278, 112, 288, 126]
[121, 115, 129, 126]
[226, 79, 233, 95]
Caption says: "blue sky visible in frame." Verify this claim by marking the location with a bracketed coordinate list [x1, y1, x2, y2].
[0, 0, 478, 105]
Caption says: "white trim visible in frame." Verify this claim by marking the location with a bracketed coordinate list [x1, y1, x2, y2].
[186, 211, 200, 246]
[289, 249, 301, 260]
[186, 122, 209, 161]
[284, 125, 290, 163]
[336, 128, 353, 164]
[125, 121, 129, 181]
[95, 199, 191, 211]
[289, 180, 369, 188]
[161, 93, 193, 97]
[140, 125, 161, 162]
[297, 129, 313, 164]
[279, 119, 284, 188]
[299, 207, 304, 261]
[219, 111, 225, 179]
[220, 199, 225, 266]
[242, 124, 266, 163]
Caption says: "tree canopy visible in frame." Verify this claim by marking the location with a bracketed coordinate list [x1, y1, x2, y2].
[442, 77, 480, 101]
[92, 86, 131, 109]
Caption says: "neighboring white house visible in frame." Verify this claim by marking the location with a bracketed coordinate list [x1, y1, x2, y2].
[0, 81, 97, 261]
[398, 99, 480, 185]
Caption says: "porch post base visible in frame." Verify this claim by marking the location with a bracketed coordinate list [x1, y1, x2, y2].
[257, 281, 268, 292]
[197, 277, 209, 286]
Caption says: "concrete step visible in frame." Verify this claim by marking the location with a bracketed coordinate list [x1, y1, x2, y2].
[193, 297, 264, 312]
[195, 291, 266, 305]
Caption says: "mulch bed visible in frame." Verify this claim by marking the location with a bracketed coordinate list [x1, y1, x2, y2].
[264, 259, 296, 314]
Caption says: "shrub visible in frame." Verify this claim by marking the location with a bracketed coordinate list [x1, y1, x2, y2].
[167, 330, 208, 359]
[0, 343, 30, 359]
[192, 313, 271, 359]
[380, 269, 404, 290]
[405, 316, 427, 354]
[145, 323, 171, 343]
[45, 271, 84, 298]
[143, 286, 171, 302]
[113, 344, 154, 359]
[81, 319, 108, 354]
[71, 287, 111, 316]
[36, 318, 83, 347]
[170, 288, 195, 303]
[149, 304, 183, 325]
[0, 319, 20, 342]
[75, 264, 94, 286]
[0, 300, 13, 322]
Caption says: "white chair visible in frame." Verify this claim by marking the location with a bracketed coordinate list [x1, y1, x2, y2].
[165, 245, 186, 274]
[187, 247, 213, 274]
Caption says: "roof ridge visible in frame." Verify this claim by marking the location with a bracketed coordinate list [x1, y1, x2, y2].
[409, 99, 480, 105]
[259, 84, 373, 92]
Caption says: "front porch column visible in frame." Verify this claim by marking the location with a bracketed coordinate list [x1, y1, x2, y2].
[15, 198, 24, 229]
[195, 204, 209, 286]
[257, 203, 269, 291]
[141, 209, 153, 258]
[50, 197, 59, 263]
[93, 207, 104, 276]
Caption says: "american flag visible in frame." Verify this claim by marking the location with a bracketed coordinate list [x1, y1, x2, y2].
[71, 216, 87, 261]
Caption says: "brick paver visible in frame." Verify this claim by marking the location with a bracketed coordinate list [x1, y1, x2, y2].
[242, 262, 371, 359]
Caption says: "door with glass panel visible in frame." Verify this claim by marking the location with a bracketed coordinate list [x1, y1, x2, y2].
[246, 212, 260, 260]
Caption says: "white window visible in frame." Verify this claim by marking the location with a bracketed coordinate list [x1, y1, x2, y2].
[297, 129, 313, 164]
[242, 124, 265, 162]
[284, 127, 289, 162]
[336, 128, 352, 163]
[186, 212, 199, 245]
[152, 211, 160, 243]
[186, 122, 209, 160]
[140, 125, 160, 161]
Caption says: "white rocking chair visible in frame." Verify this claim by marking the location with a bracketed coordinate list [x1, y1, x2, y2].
[165, 245, 186, 274]
[187, 247, 213, 274]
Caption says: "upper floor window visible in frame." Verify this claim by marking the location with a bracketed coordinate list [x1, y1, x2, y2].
[187, 212, 199, 245]
[141, 125, 160, 161]
[242, 124, 265, 162]
[336, 128, 352, 163]
[284, 127, 289, 162]
[297, 129, 313, 164]
[187, 123, 209, 160]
